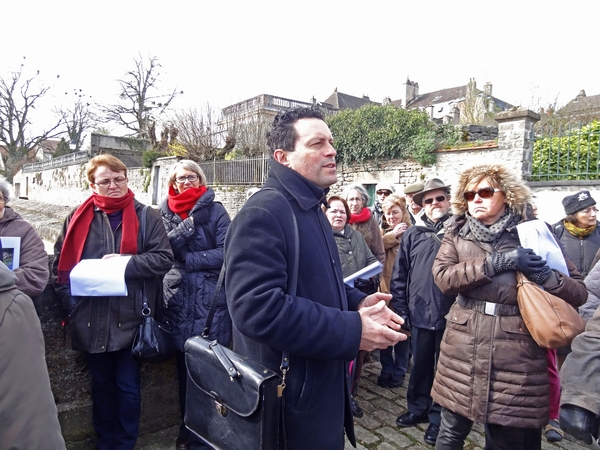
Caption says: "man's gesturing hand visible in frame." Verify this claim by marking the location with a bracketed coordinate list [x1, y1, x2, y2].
[358, 299, 407, 351]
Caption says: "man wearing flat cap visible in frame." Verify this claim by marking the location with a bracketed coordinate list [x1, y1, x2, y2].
[403, 182, 425, 226]
[391, 178, 456, 445]
[371, 182, 395, 229]
[553, 190, 600, 278]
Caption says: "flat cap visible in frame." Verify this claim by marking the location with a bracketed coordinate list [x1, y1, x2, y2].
[403, 182, 425, 195]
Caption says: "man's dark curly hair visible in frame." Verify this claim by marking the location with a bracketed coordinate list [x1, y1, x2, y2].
[266, 107, 325, 156]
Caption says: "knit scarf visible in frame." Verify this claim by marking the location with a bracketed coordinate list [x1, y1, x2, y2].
[564, 220, 597, 239]
[167, 185, 207, 219]
[57, 189, 138, 284]
[349, 207, 372, 225]
[467, 208, 521, 244]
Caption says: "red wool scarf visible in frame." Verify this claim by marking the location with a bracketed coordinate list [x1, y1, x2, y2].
[348, 207, 372, 225]
[167, 185, 207, 219]
[57, 189, 138, 284]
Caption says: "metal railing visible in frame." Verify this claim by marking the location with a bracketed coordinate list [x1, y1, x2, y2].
[531, 121, 600, 181]
[199, 156, 269, 185]
[22, 151, 90, 173]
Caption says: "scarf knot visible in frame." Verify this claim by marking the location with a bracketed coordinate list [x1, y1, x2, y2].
[564, 220, 597, 238]
[349, 207, 372, 225]
[167, 185, 207, 219]
[57, 190, 138, 284]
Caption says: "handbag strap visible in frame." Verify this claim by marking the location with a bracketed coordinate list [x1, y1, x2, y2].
[139, 205, 150, 314]
[203, 188, 298, 379]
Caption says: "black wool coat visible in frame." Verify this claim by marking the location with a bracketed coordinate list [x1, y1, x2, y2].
[225, 160, 366, 450]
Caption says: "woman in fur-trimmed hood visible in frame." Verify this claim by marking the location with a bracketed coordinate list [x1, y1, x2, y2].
[430, 163, 587, 449]
[450, 163, 532, 217]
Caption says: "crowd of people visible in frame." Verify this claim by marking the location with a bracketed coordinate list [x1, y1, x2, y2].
[4, 105, 600, 450]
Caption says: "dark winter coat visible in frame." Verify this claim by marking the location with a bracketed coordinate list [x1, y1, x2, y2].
[332, 225, 377, 278]
[389, 220, 455, 328]
[553, 219, 600, 278]
[431, 214, 587, 428]
[53, 200, 173, 353]
[224, 159, 366, 450]
[160, 188, 231, 351]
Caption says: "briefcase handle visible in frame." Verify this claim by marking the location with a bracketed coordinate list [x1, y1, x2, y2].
[208, 339, 240, 380]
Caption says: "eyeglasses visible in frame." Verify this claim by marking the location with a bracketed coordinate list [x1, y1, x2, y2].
[95, 177, 128, 187]
[463, 187, 500, 202]
[423, 195, 447, 205]
[175, 175, 199, 183]
[377, 190, 392, 196]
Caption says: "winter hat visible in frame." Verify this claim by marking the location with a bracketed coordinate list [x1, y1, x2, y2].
[562, 190, 596, 215]
[375, 182, 395, 194]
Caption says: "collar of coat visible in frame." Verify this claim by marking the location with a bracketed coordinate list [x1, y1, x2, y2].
[267, 159, 329, 211]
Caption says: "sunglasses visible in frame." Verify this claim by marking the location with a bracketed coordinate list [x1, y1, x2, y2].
[423, 195, 447, 205]
[377, 190, 392, 196]
[463, 187, 500, 201]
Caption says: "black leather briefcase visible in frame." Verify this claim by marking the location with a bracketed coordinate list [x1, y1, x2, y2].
[184, 336, 282, 450]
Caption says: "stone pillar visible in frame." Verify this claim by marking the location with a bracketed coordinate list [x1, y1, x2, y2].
[494, 108, 540, 179]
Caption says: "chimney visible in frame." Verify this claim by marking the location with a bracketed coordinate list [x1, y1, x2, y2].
[405, 78, 419, 106]
[484, 82, 492, 97]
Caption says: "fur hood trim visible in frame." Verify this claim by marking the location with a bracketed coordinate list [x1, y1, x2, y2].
[451, 163, 532, 216]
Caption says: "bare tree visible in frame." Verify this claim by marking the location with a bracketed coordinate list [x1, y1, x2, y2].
[227, 113, 272, 157]
[459, 79, 498, 126]
[169, 105, 225, 160]
[55, 91, 97, 152]
[0, 63, 62, 176]
[100, 54, 181, 139]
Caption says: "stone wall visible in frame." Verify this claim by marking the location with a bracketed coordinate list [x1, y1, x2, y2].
[32, 273, 179, 450]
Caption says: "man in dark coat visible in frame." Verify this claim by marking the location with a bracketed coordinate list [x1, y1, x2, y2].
[225, 107, 406, 450]
[391, 178, 456, 446]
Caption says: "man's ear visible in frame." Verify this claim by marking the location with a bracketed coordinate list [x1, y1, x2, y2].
[273, 149, 290, 167]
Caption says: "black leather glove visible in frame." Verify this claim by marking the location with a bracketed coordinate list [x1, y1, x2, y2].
[525, 264, 552, 285]
[491, 247, 546, 275]
[560, 404, 600, 445]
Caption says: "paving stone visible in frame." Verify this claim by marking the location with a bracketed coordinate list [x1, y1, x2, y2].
[354, 424, 380, 446]
[377, 426, 418, 448]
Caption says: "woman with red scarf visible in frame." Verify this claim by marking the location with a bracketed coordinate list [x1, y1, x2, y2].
[53, 155, 173, 450]
[342, 184, 385, 264]
[159, 159, 231, 450]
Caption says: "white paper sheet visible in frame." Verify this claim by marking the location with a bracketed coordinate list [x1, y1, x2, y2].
[70, 256, 132, 296]
[516, 220, 568, 274]
[344, 261, 383, 287]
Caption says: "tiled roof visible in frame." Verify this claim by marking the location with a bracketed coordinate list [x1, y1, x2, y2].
[322, 90, 380, 110]
[560, 92, 600, 115]
[405, 85, 467, 109]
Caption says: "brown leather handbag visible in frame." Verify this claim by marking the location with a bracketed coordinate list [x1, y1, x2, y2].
[516, 272, 586, 348]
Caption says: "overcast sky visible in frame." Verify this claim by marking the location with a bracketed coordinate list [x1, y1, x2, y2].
[4, 0, 599, 135]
